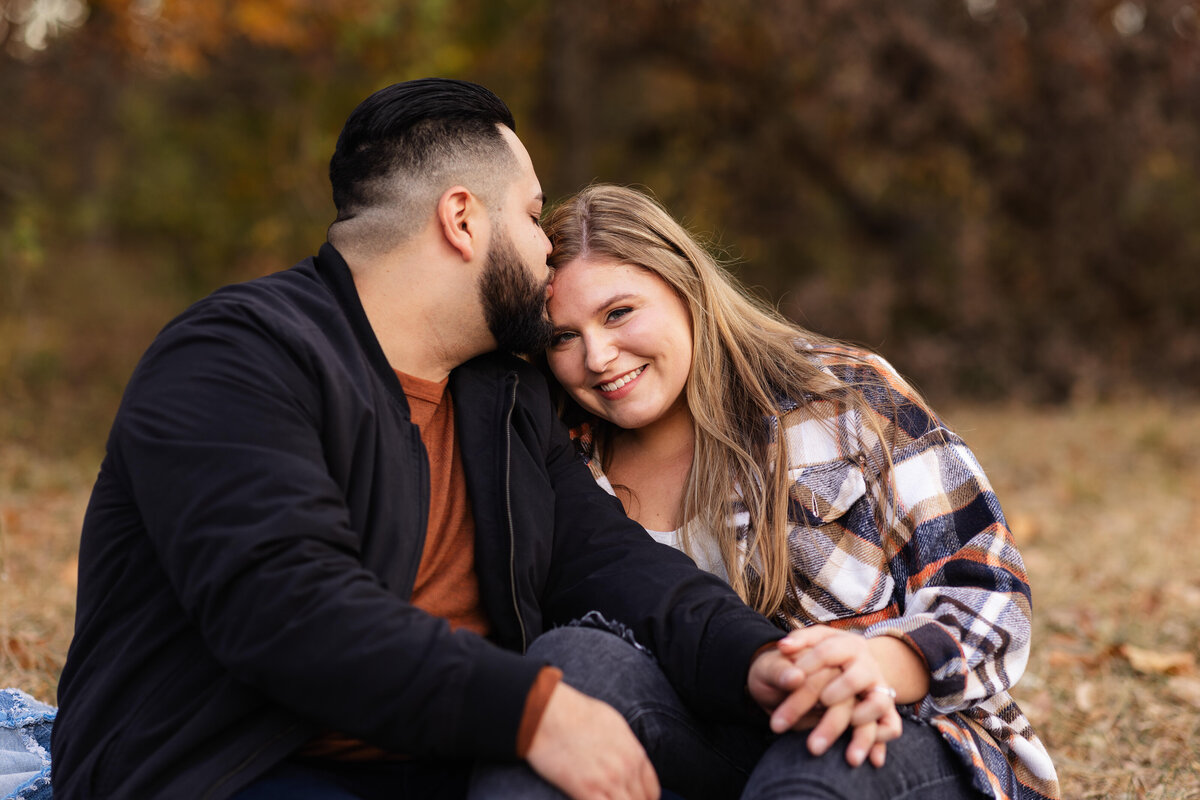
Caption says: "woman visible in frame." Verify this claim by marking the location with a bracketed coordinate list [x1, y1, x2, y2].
[541, 184, 1059, 800]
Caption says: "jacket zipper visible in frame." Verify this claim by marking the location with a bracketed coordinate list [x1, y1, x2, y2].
[504, 373, 528, 653]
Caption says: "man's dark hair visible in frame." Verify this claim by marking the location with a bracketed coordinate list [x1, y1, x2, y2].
[328, 78, 519, 254]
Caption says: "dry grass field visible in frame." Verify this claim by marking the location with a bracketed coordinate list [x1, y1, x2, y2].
[946, 403, 1200, 799]
[1, 401, 1198, 798]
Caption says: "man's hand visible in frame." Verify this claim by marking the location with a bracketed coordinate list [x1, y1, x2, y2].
[778, 627, 906, 766]
[746, 645, 808, 716]
[526, 681, 660, 800]
[747, 648, 842, 734]
[748, 639, 902, 768]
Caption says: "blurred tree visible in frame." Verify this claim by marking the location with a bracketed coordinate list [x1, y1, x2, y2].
[535, 0, 1200, 401]
[1, 0, 1198, 452]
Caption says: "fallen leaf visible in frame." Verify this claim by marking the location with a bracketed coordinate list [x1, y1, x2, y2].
[3, 637, 35, 670]
[1074, 681, 1096, 712]
[1166, 676, 1200, 709]
[1007, 512, 1041, 544]
[1118, 644, 1196, 676]
[1165, 581, 1200, 609]
[1047, 649, 1112, 669]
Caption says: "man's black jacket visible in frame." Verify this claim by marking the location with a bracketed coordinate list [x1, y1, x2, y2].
[52, 244, 783, 799]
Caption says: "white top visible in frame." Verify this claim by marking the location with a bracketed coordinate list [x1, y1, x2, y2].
[643, 526, 729, 583]
[595, 473, 730, 583]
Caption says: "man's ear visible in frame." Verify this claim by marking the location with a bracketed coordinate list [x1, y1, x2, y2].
[437, 186, 483, 262]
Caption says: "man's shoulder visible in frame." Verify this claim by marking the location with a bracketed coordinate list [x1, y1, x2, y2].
[183, 256, 326, 318]
[119, 256, 353, 405]
[157, 257, 336, 346]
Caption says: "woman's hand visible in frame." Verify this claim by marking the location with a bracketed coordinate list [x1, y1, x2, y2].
[775, 626, 911, 767]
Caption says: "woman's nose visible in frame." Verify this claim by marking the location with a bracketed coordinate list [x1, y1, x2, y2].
[583, 333, 618, 375]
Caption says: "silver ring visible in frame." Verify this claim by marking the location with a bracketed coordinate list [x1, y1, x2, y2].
[871, 685, 897, 700]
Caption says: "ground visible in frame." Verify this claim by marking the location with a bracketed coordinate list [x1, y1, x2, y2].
[1, 401, 1197, 798]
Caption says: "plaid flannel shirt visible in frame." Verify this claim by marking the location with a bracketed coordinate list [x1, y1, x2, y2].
[573, 345, 1060, 800]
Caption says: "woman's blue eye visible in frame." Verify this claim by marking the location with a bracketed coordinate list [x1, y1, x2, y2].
[607, 307, 632, 323]
[550, 331, 576, 348]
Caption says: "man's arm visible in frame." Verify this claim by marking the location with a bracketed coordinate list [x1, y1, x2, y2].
[115, 306, 540, 758]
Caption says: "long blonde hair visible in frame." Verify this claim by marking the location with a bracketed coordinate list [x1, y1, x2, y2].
[543, 184, 926, 624]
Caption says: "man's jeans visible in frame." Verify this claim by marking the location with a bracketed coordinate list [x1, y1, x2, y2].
[469, 623, 769, 800]
[237, 626, 980, 799]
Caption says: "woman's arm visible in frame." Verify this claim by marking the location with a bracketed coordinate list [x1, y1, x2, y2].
[863, 425, 1032, 716]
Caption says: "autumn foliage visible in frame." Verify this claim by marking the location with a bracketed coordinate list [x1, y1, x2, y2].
[3, 1, 1199, 445]
[2, 4, 1200, 796]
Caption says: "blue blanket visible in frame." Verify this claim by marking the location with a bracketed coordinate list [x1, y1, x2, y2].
[0, 690, 53, 800]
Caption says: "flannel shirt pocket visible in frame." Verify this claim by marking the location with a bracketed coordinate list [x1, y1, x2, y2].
[787, 461, 894, 621]
[789, 460, 867, 523]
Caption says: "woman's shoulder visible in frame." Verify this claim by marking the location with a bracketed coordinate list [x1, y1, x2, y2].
[797, 343, 915, 399]
[782, 342, 945, 451]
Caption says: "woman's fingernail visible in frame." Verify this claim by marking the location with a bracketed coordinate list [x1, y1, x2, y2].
[808, 735, 827, 754]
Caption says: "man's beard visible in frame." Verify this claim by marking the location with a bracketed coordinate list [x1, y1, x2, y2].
[478, 226, 554, 355]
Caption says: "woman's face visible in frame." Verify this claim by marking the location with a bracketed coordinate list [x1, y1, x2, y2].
[546, 257, 693, 433]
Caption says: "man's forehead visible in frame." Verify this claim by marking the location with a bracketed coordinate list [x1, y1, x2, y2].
[491, 125, 543, 209]
[499, 125, 537, 174]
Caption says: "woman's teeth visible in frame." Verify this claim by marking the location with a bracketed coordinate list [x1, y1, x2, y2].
[599, 366, 645, 392]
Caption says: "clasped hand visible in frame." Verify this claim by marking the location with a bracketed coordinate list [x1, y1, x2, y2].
[525, 626, 906, 800]
[747, 626, 903, 768]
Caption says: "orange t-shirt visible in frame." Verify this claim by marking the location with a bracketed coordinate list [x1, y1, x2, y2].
[400, 371, 489, 636]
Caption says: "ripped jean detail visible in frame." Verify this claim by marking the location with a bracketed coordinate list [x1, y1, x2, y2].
[563, 609, 655, 660]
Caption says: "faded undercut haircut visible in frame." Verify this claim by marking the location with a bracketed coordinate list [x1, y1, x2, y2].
[327, 78, 518, 256]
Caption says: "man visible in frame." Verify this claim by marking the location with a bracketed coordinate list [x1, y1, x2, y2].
[53, 79, 831, 800]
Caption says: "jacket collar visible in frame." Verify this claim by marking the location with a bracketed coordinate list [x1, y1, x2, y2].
[313, 242, 412, 417]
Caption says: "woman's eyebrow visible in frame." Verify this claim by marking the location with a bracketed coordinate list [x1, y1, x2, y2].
[550, 292, 639, 333]
[592, 293, 637, 316]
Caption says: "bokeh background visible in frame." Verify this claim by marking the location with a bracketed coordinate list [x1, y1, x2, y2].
[4, 0, 1200, 452]
[2, 2, 1200, 797]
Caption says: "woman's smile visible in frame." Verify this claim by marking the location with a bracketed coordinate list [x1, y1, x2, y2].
[596, 365, 647, 395]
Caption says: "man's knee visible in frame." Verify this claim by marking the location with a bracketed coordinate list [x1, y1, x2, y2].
[527, 623, 763, 800]
[527, 621, 669, 710]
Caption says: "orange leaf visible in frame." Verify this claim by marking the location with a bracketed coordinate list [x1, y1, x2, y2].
[1047, 649, 1111, 669]
[1118, 644, 1196, 676]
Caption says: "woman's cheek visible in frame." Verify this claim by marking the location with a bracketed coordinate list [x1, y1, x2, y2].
[547, 354, 574, 387]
